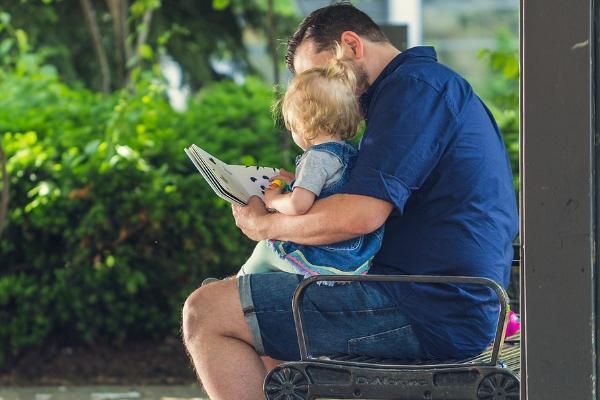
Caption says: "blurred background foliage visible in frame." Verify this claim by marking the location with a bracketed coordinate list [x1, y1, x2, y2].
[0, 0, 518, 368]
[477, 29, 519, 189]
[0, 0, 298, 91]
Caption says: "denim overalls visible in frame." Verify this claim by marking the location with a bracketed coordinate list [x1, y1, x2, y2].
[268, 141, 384, 277]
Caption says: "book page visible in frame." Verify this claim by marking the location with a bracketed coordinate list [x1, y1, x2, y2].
[184, 147, 246, 205]
[185, 144, 281, 205]
[188, 145, 250, 202]
[228, 165, 280, 198]
[195, 153, 247, 205]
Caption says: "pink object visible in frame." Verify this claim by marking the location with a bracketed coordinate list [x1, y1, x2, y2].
[505, 310, 521, 337]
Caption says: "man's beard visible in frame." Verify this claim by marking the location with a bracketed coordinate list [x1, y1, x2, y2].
[353, 62, 370, 95]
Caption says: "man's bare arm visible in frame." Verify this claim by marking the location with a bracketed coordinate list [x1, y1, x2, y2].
[232, 193, 393, 245]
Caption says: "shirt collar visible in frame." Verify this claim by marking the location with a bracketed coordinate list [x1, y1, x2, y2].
[359, 46, 438, 114]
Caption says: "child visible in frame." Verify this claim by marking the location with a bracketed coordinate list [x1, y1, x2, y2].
[238, 46, 384, 279]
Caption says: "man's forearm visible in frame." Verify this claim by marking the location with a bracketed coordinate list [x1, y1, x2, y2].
[259, 194, 392, 245]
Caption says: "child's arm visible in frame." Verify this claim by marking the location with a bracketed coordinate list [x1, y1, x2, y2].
[264, 187, 316, 216]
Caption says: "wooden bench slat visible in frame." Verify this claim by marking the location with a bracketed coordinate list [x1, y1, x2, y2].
[322, 333, 521, 374]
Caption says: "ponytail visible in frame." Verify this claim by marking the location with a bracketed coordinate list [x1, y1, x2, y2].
[324, 43, 358, 94]
[280, 43, 363, 143]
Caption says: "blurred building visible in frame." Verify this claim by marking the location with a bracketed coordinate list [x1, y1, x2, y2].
[422, 0, 518, 92]
[248, 0, 518, 94]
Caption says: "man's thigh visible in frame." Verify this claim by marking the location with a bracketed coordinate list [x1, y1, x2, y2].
[237, 272, 426, 362]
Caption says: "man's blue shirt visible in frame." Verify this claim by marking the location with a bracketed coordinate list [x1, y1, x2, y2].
[341, 47, 519, 359]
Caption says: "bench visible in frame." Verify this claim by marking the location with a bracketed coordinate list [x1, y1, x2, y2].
[263, 275, 520, 400]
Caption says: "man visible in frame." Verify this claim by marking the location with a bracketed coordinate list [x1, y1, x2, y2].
[182, 3, 518, 399]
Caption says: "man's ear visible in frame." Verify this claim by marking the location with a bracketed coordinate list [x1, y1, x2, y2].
[340, 31, 364, 60]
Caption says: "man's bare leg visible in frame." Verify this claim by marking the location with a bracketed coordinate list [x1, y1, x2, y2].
[183, 279, 266, 400]
[199, 276, 285, 375]
[261, 356, 284, 372]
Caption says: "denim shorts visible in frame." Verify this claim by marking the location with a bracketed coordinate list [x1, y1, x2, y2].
[237, 272, 428, 362]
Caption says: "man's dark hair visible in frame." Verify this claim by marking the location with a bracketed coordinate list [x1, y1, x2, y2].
[285, 2, 389, 73]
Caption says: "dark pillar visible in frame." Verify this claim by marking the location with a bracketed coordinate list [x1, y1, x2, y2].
[520, 0, 596, 398]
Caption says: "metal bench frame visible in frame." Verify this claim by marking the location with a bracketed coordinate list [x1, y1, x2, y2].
[263, 275, 520, 400]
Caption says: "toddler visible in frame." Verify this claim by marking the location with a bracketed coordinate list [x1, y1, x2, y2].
[238, 46, 384, 278]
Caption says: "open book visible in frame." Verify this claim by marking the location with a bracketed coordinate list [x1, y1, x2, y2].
[184, 144, 280, 206]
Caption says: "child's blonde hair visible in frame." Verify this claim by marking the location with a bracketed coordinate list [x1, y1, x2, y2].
[281, 44, 362, 144]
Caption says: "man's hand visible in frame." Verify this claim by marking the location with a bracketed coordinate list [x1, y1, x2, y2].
[231, 196, 270, 241]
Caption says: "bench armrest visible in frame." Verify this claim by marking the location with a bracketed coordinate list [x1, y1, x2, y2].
[292, 274, 509, 366]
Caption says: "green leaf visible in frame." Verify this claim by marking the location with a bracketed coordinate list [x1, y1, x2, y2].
[0, 12, 11, 25]
[15, 29, 28, 53]
[502, 56, 519, 80]
[106, 255, 115, 267]
[0, 38, 14, 56]
[212, 0, 230, 10]
[84, 140, 101, 155]
[476, 48, 490, 59]
[139, 43, 153, 60]
[126, 55, 138, 69]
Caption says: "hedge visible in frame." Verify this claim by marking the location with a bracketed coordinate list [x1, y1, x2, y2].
[0, 57, 290, 366]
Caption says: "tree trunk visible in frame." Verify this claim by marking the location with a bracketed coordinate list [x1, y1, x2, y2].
[135, 9, 153, 61]
[106, 0, 131, 87]
[80, 0, 111, 93]
[266, 0, 289, 157]
[266, 0, 280, 86]
[0, 139, 9, 238]
[124, 7, 154, 85]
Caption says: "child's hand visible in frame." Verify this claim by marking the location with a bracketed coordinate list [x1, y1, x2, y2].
[270, 169, 295, 184]
[263, 187, 283, 210]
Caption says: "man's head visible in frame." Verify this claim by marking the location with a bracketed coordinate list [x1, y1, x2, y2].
[286, 2, 393, 93]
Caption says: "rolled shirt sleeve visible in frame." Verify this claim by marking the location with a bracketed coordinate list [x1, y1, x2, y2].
[342, 76, 459, 213]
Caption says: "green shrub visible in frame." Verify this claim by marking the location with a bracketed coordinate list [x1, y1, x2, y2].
[0, 54, 290, 365]
[478, 30, 519, 189]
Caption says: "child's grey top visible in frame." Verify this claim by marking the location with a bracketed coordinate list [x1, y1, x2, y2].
[293, 148, 344, 196]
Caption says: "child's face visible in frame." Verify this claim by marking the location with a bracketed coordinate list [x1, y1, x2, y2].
[291, 130, 309, 150]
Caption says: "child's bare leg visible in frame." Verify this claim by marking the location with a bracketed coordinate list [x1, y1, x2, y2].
[238, 240, 297, 276]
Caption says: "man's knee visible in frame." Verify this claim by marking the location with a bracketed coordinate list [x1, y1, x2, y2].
[182, 285, 216, 344]
[182, 279, 242, 345]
